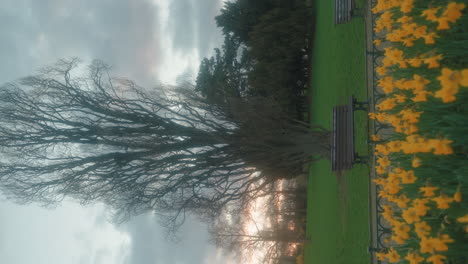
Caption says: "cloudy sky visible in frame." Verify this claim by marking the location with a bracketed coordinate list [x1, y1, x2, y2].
[0, 0, 232, 263]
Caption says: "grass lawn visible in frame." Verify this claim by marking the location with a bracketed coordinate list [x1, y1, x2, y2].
[304, 0, 370, 263]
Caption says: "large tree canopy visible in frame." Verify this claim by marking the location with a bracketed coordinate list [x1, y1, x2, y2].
[0, 59, 329, 231]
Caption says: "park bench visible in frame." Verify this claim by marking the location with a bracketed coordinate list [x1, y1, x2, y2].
[331, 96, 368, 172]
[335, 0, 363, 24]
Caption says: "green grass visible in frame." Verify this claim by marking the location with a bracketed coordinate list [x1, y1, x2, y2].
[304, 0, 370, 264]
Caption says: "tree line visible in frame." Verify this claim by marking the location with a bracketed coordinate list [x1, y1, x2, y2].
[196, 0, 312, 115]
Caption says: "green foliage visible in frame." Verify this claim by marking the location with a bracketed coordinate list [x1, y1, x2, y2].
[247, 6, 310, 110]
[196, 0, 313, 115]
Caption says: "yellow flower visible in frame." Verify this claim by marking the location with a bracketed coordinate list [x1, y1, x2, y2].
[413, 198, 430, 216]
[411, 156, 422, 167]
[387, 140, 402, 152]
[375, 144, 390, 155]
[376, 66, 388, 76]
[460, 69, 468, 86]
[413, 25, 427, 39]
[426, 254, 446, 264]
[428, 138, 453, 155]
[420, 236, 437, 254]
[424, 54, 443, 68]
[412, 74, 431, 91]
[377, 156, 391, 167]
[393, 221, 411, 239]
[435, 68, 462, 102]
[376, 252, 386, 261]
[376, 98, 397, 111]
[420, 186, 439, 197]
[412, 90, 432, 102]
[393, 194, 410, 208]
[374, 39, 382, 46]
[414, 221, 431, 238]
[402, 37, 415, 47]
[386, 247, 401, 263]
[378, 76, 395, 94]
[423, 32, 438, 44]
[384, 47, 405, 63]
[375, 11, 394, 32]
[453, 190, 462, 202]
[399, 109, 422, 123]
[407, 57, 422, 67]
[385, 181, 402, 195]
[371, 134, 381, 141]
[432, 194, 454, 209]
[421, 7, 441, 22]
[434, 88, 457, 103]
[400, 0, 414, 13]
[400, 170, 417, 184]
[382, 204, 394, 222]
[457, 214, 468, 223]
[405, 251, 424, 264]
[433, 234, 454, 251]
[437, 17, 450, 30]
[402, 207, 420, 224]
[443, 2, 466, 23]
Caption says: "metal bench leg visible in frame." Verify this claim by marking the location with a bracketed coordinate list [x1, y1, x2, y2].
[354, 154, 369, 165]
[352, 98, 369, 111]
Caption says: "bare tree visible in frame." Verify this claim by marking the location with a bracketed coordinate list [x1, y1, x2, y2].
[0, 58, 329, 232]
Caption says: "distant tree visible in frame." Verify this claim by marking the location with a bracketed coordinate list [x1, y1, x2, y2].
[215, 0, 275, 43]
[0, 59, 329, 233]
[208, 200, 306, 264]
[247, 5, 310, 110]
[195, 36, 251, 104]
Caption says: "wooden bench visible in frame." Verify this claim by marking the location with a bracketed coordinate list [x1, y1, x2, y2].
[331, 96, 368, 172]
[335, 0, 363, 24]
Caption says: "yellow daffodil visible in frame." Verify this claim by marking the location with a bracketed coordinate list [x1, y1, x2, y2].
[407, 57, 422, 67]
[420, 186, 439, 197]
[377, 156, 391, 167]
[386, 247, 401, 263]
[432, 194, 454, 209]
[443, 2, 466, 23]
[434, 234, 454, 251]
[428, 138, 453, 155]
[400, 0, 414, 13]
[412, 156, 422, 167]
[405, 251, 424, 264]
[424, 54, 443, 68]
[376, 98, 397, 111]
[400, 170, 417, 184]
[460, 69, 468, 86]
[423, 32, 438, 44]
[426, 254, 446, 264]
[435, 68, 463, 102]
[402, 207, 421, 223]
[414, 221, 431, 238]
[457, 214, 468, 223]
[393, 194, 410, 208]
[399, 109, 422, 123]
[421, 7, 441, 22]
[453, 190, 462, 202]
[412, 90, 432, 102]
[375, 144, 390, 155]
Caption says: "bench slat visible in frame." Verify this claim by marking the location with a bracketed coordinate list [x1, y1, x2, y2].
[331, 96, 361, 172]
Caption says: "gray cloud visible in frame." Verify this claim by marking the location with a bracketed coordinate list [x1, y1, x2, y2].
[167, 0, 224, 58]
[0, 0, 161, 86]
[119, 214, 216, 264]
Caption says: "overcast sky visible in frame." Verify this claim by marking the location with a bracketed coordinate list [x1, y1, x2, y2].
[0, 1, 233, 263]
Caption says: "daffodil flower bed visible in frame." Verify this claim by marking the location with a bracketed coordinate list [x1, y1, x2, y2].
[370, 0, 468, 263]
